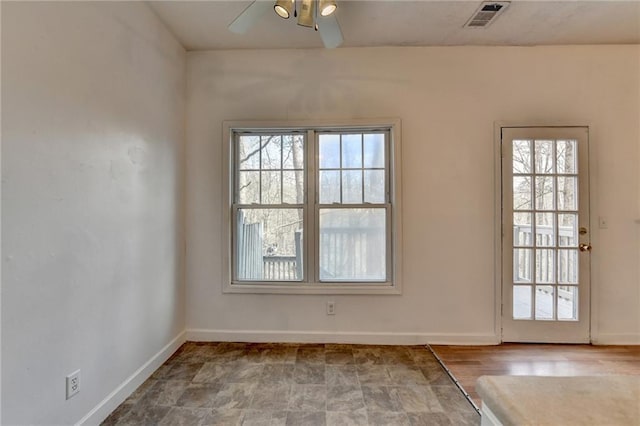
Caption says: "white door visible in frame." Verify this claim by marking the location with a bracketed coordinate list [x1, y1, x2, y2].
[502, 127, 590, 343]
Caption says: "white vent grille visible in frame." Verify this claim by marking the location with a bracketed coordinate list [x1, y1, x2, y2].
[465, 1, 510, 28]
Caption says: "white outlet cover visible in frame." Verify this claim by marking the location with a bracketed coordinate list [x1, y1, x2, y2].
[327, 301, 336, 315]
[66, 370, 80, 400]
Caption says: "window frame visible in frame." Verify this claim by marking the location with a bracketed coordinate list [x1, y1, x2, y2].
[222, 119, 403, 295]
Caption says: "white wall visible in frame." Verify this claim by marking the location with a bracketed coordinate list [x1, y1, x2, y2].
[186, 46, 639, 344]
[2, 2, 186, 424]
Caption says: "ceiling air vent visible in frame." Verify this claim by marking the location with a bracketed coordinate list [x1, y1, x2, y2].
[464, 1, 510, 28]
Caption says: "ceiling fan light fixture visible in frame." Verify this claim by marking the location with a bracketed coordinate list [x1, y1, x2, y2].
[297, 0, 315, 27]
[319, 0, 337, 16]
[274, 0, 293, 19]
[228, 0, 343, 49]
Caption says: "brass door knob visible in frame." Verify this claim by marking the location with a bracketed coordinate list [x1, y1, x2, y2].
[579, 243, 592, 252]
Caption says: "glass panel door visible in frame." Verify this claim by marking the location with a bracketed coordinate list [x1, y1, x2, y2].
[502, 127, 590, 343]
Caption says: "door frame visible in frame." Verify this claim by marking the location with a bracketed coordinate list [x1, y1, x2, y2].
[493, 122, 598, 343]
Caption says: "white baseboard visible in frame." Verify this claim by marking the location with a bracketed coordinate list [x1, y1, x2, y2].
[592, 333, 640, 345]
[77, 331, 187, 426]
[186, 329, 500, 346]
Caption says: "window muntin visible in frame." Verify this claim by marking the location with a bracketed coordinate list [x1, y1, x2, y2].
[228, 124, 399, 292]
[237, 134, 305, 205]
[318, 132, 387, 204]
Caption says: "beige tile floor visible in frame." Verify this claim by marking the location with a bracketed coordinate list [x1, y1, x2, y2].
[102, 342, 479, 426]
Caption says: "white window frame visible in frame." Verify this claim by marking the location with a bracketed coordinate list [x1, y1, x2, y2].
[222, 119, 403, 295]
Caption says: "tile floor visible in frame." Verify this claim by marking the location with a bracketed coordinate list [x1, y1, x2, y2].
[102, 342, 479, 426]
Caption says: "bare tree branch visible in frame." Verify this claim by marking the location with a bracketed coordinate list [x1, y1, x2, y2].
[240, 135, 277, 165]
[239, 181, 253, 192]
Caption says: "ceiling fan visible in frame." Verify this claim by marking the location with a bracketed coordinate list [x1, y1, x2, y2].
[229, 0, 344, 48]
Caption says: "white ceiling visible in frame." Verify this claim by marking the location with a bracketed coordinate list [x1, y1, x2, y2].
[148, 0, 640, 50]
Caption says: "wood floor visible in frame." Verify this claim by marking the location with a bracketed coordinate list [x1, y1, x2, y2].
[430, 344, 640, 406]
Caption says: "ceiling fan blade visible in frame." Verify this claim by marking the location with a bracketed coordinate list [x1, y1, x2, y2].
[229, 1, 272, 34]
[318, 13, 343, 48]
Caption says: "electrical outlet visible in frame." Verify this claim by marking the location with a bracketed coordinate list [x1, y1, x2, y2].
[66, 370, 80, 400]
[599, 216, 608, 229]
[327, 301, 336, 315]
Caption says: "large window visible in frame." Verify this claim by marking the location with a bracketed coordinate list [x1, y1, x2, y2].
[223, 121, 402, 294]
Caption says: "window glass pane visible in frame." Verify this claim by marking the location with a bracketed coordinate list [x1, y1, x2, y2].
[364, 134, 385, 168]
[512, 140, 531, 174]
[513, 213, 533, 246]
[282, 135, 304, 170]
[535, 286, 554, 319]
[556, 140, 577, 174]
[558, 249, 578, 284]
[513, 248, 532, 283]
[319, 170, 340, 204]
[319, 134, 340, 169]
[513, 285, 532, 319]
[558, 214, 578, 247]
[534, 140, 554, 174]
[535, 213, 555, 247]
[237, 208, 303, 281]
[319, 208, 386, 281]
[535, 176, 554, 210]
[364, 170, 385, 203]
[513, 176, 532, 210]
[282, 171, 304, 204]
[557, 176, 577, 211]
[261, 135, 282, 169]
[536, 249, 555, 284]
[261, 171, 281, 204]
[558, 286, 578, 320]
[342, 134, 362, 168]
[239, 136, 261, 170]
[238, 171, 259, 204]
[342, 170, 363, 204]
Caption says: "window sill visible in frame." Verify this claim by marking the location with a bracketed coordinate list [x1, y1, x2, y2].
[223, 282, 402, 295]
